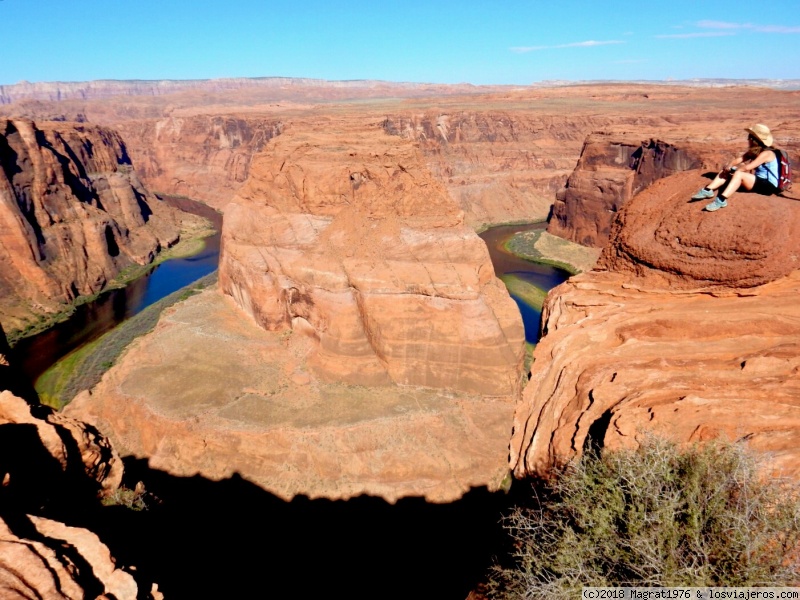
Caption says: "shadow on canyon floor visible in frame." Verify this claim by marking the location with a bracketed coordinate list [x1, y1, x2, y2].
[79, 457, 513, 600]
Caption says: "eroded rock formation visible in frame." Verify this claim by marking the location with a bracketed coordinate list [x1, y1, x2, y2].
[66, 115, 526, 503]
[0, 119, 180, 332]
[511, 171, 800, 479]
[0, 389, 146, 599]
[66, 287, 521, 503]
[9, 83, 797, 234]
[0, 391, 123, 507]
[0, 514, 141, 600]
[383, 112, 615, 227]
[220, 117, 525, 396]
[548, 133, 706, 247]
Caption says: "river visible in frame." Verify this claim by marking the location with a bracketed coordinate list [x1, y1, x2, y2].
[15, 196, 222, 383]
[17, 217, 566, 384]
[479, 222, 571, 343]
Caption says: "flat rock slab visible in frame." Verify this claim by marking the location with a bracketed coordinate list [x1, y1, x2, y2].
[66, 287, 515, 503]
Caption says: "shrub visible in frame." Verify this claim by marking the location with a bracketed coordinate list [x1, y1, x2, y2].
[101, 482, 150, 511]
[487, 437, 800, 599]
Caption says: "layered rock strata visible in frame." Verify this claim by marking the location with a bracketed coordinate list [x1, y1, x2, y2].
[114, 116, 284, 209]
[0, 119, 179, 332]
[511, 172, 800, 479]
[0, 77, 503, 105]
[9, 84, 798, 232]
[383, 112, 619, 227]
[548, 134, 705, 247]
[67, 288, 520, 503]
[220, 118, 525, 396]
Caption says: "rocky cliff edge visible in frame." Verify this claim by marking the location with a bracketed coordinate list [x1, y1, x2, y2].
[511, 170, 800, 479]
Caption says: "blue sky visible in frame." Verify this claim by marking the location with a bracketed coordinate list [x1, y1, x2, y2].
[3, 0, 799, 85]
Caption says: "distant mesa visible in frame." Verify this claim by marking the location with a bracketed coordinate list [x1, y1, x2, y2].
[2, 76, 800, 107]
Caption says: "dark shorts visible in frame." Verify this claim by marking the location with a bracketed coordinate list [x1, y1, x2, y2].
[749, 176, 778, 196]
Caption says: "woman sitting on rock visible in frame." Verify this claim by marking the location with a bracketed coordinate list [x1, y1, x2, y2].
[692, 123, 779, 212]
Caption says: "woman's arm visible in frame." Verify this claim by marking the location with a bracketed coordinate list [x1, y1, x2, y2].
[738, 149, 776, 172]
[725, 153, 749, 171]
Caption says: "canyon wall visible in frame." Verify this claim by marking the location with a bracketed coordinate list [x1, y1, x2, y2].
[511, 170, 800, 479]
[0, 119, 179, 332]
[384, 111, 693, 228]
[547, 134, 705, 247]
[66, 115, 527, 503]
[10, 84, 797, 236]
[383, 112, 598, 227]
[113, 116, 284, 209]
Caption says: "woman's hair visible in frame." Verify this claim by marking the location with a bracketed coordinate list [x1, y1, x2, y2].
[748, 133, 772, 149]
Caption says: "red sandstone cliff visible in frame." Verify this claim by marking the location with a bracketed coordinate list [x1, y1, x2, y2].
[114, 115, 284, 209]
[8, 84, 798, 235]
[0, 119, 180, 332]
[383, 112, 613, 227]
[511, 170, 800, 479]
[220, 116, 525, 396]
[547, 134, 704, 247]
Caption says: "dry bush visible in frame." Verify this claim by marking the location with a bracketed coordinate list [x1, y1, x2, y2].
[101, 482, 150, 511]
[487, 437, 800, 599]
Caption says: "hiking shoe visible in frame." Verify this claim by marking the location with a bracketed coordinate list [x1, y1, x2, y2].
[705, 197, 728, 212]
[692, 188, 715, 200]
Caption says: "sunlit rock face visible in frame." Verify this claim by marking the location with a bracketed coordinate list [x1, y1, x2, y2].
[547, 133, 706, 248]
[219, 116, 525, 396]
[114, 115, 285, 210]
[65, 115, 526, 505]
[511, 170, 800, 480]
[382, 111, 617, 228]
[0, 118, 179, 330]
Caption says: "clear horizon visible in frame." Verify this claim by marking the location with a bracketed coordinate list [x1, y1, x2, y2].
[3, 0, 799, 86]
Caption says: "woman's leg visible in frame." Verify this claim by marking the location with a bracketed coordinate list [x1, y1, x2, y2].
[719, 171, 755, 198]
[705, 172, 757, 211]
[706, 171, 731, 191]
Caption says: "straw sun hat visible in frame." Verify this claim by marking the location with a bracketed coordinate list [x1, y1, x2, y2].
[745, 123, 774, 147]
